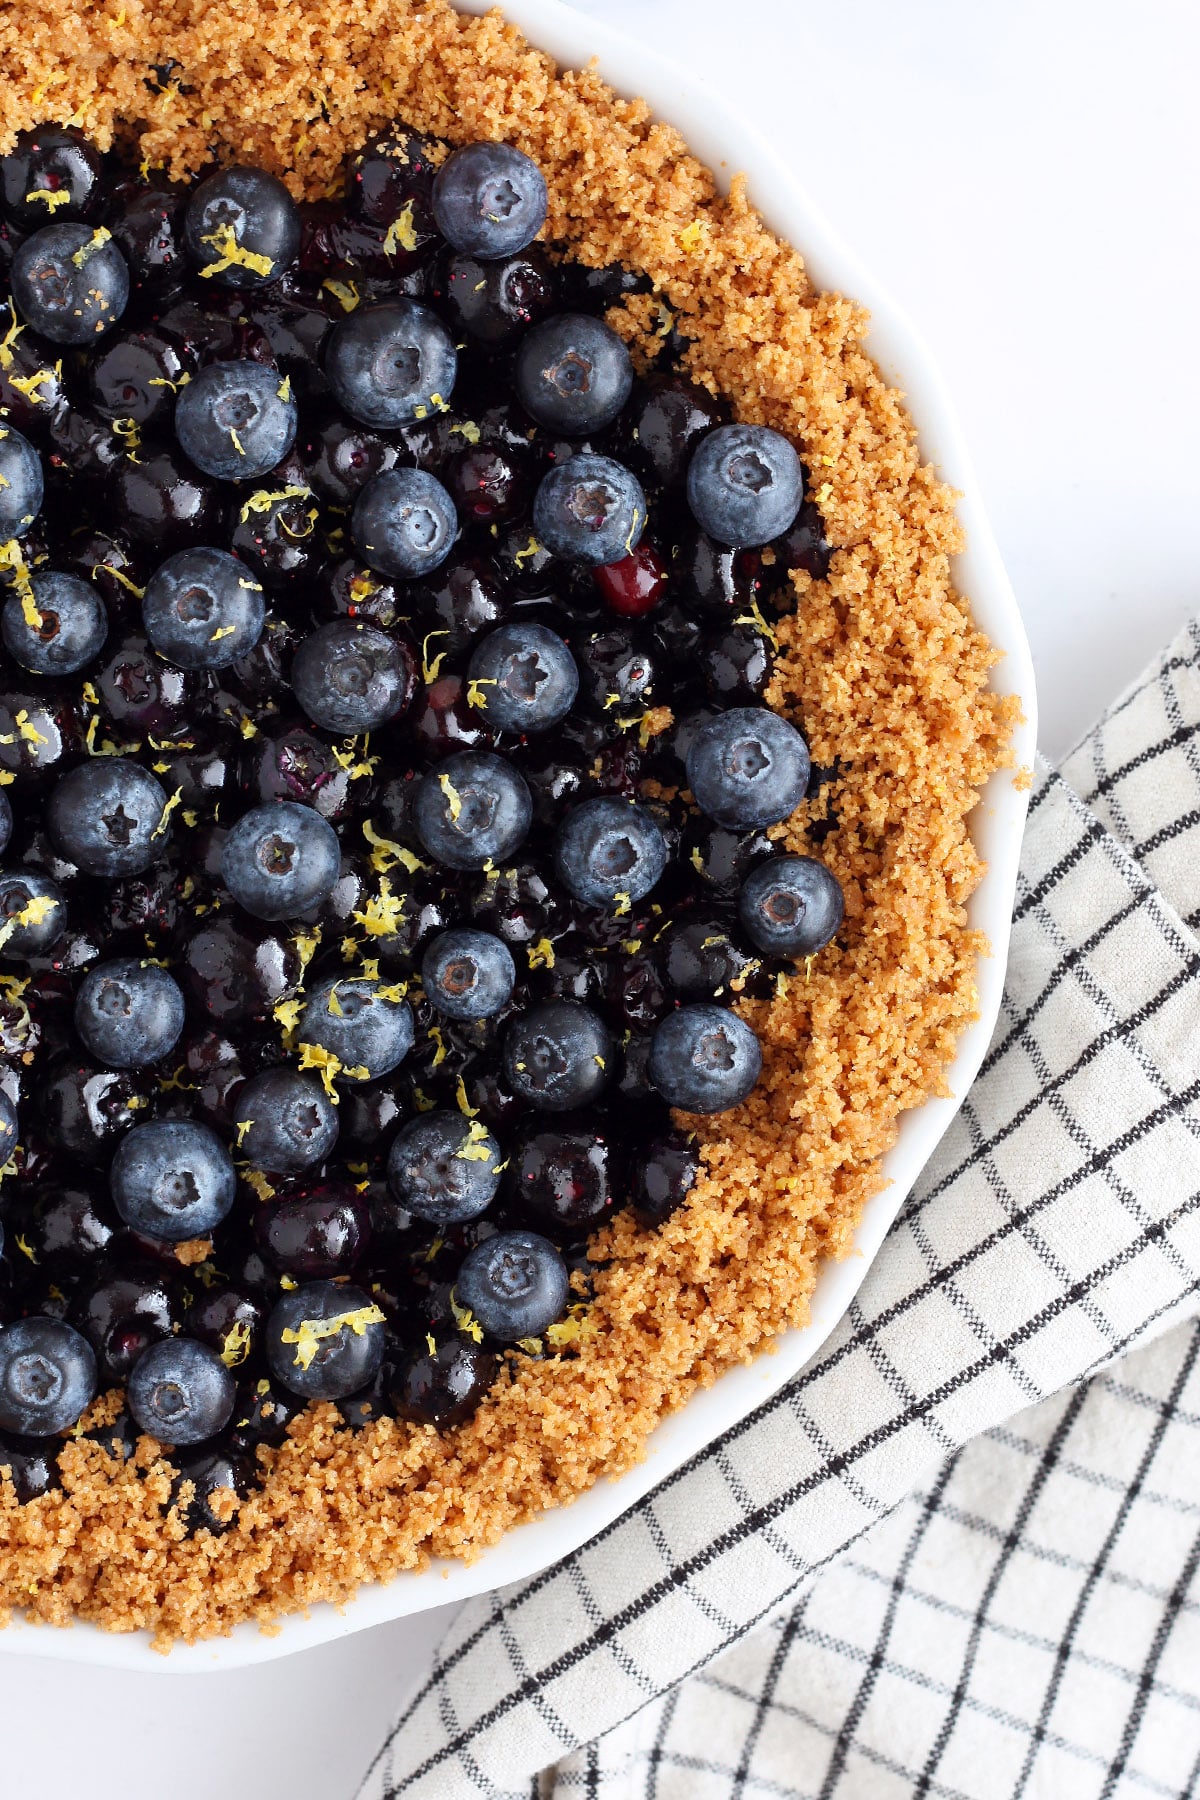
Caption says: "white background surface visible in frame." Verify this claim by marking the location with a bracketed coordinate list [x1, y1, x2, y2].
[2, 1, 1198, 1795]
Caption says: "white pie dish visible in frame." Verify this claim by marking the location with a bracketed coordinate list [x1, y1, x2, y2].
[0, 0, 1037, 1670]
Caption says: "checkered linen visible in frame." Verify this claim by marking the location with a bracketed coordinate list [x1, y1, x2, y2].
[357, 616, 1200, 1800]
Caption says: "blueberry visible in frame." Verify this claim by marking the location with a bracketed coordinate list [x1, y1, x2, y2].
[466, 623, 578, 734]
[630, 1128, 701, 1225]
[220, 801, 341, 922]
[351, 468, 457, 581]
[514, 314, 633, 435]
[0, 1318, 97, 1436]
[506, 1120, 619, 1233]
[110, 1119, 236, 1241]
[439, 248, 557, 348]
[1, 570, 107, 675]
[184, 165, 300, 289]
[0, 426, 43, 537]
[126, 1337, 236, 1445]
[738, 853, 844, 958]
[413, 751, 532, 871]
[0, 1089, 16, 1165]
[533, 455, 646, 566]
[299, 973, 414, 1081]
[47, 759, 175, 877]
[503, 1001, 612, 1112]
[647, 1003, 762, 1113]
[291, 618, 418, 732]
[422, 928, 516, 1021]
[235, 1066, 339, 1173]
[142, 546, 266, 669]
[74, 957, 186, 1068]
[1, 125, 104, 226]
[11, 223, 129, 344]
[0, 868, 65, 958]
[264, 1279, 386, 1400]
[454, 1229, 568, 1341]
[325, 300, 457, 429]
[686, 423, 803, 547]
[431, 142, 548, 261]
[554, 797, 667, 909]
[175, 361, 298, 481]
[386, 1109, 502, 1225]
[0, 790, 10, 858]
[388, 1331, 497, 1428]
[685, 707, 811, 830]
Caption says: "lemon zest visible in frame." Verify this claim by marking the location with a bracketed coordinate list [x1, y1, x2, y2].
[454, 1120, 495, 1163]
[238, 485, 310, 525]
[219, 1321, 252, 1368]
[70, 227, 112, 267]
[353, 876, 406, 938]
[526, 938, 555, 970]
[199, 224, 273, 281]
[455, 1076, 477, 1118]
[678, 218, 708, 254]
[293, 926, 322, 969]
[512, 536, 541, 568]
[448, 1293, 484, 1344]
[280, 1304, 385, 1370]
[438, 772, 462, 821]
[421, 629, 449, 685]
[0, 309, 24, 371]
[321, 278, 360, 312]
[24, 188, 71, 212]
[362, 819, 426, 876]
[450, 420, 481, 445]
[273, 996, 303, 1037]
[150, 786, 182, 839]
[0, 890, 58, 952]
[243, 1168, 276, 1202]
[383, 203, 418, 256]
[8, 370, 53, 404]
[465, 677, 496, 710]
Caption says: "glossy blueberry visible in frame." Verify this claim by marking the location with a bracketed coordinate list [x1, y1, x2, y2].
[0, 1318, 97, 1436]
[291, 618, 418, 732]
[533, 455, 646, 566]
[175, 361, 298, 481]
[738, 853, 845, 958]
[422, 928, 516, 1022]
[466, 623, 578, 735]
[142, 546, 265, 670]
[648, 1003, 762, 1114]
[47, 759, 174, 877]
[388, 1332, 497, 1428]
[1, 570, 106, 675]
[1, 124, 104, 226]
[220, 801, 341, 921]
[264, 1279, 386, 1401]
[439, 248, 556, 348]
[109, 1119, 236, 1241]
[630, 1128, 701, 1225]
[413, 751, 532, 871]
[126, 1337, 236, 1445]
[503, 1000, 612, 1112]
[0, 868, 65, 958]
[506, 1120, 619, 1233]
[455, 1229, 568, 1341]
[431, 141, 548, 260]
[300, 973, 414, 1081]
[351, 467, 457, 581]
[685, 707, 811, 830]
[325, 300, 457, 429]
[0, 1089, 16, 1166]
[0, 426, 43, 537]
[235, 1066, 339, 1174]
[74, 958, 186, 1069]
[11, 223, 129, 344]
[554, 798, 667, 909]
[686, 423, 804, 547]
[387, 1109, 502, 1225]
[184, 165, 300, 289]
[514, 314, 632, 436]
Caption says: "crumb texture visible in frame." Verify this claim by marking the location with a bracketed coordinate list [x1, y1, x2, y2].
[0, 0, 1015, 1644]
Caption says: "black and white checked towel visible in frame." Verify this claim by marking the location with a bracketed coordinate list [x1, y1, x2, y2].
[357, 616, 1200, 1800]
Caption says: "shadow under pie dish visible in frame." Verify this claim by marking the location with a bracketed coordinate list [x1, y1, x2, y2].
[0, 0, 1033, 1657]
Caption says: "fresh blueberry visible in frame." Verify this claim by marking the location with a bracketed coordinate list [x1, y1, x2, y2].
[0, 868, 65, 959]
[0, 1317, 97, 1436]
[648, 1003, 762, 1113]
[686, 423, 804, 547]
[413, 751, 532, 871]
[1, 570, 107, 674]
[0, 1089, 16, 1165]
[431, 142, 548, 260]
[220, 801, 341, 921]
[0, 426, 43, 537]
[685, 707, 811, 829]
[264, 1279, 385, 1400]
[46, 758, 175, 877]
[466, 622, 578, 734]
[554, 797, 667, 909]
[126, 1337, 236, 1445]
[299, 973, 414, 1081]
[325, 300, 457, 429]
[74, 958, 186, 1068]
[386, 1109, 502, 1225]
[142, 546, 265, 669]
[514, 314, 633, 435]
[1, 124, 104, 226]
[175, 361, 298, 481]
[184, 165, 300, 289]
[422, 927, 516, 1021]
[503, 1000, 612, 1112]
[454, 1229, 568, 1341]
[291, 618, 418, 732]
[738, 853, 845, 958]
[351, 467, 457, 580]
[110, 1119, 236, 1241]
[235, 1066, 339, 1173]
[533, 455, 646, 566]
[11, 223, 129, 344]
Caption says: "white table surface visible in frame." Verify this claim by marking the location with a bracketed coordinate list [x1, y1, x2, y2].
[2, 1, 1197, 1794]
